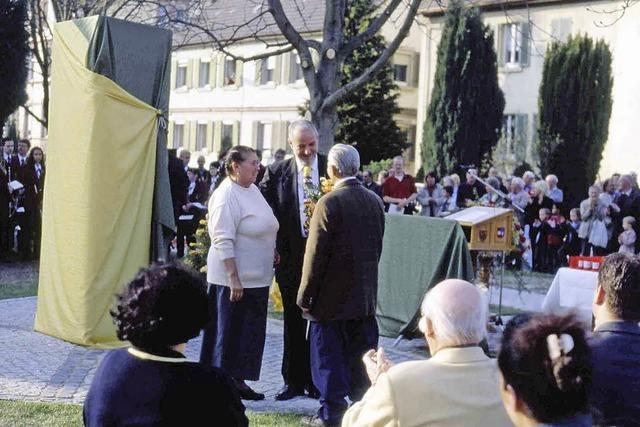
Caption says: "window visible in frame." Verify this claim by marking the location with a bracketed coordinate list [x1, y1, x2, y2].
[224, 58, 236, 86]
[393, 64, 408, 83]
[222, 124, 234, 153]
[173, 123, 184, 148]
[551, 18, 572, 42]
[402, 126, 417, 160]
[256, 122, 273, 158]
[502, 114, 528, 159]
[503, 24, 521, 65]
[289, 54, 303, 83]
[260, 57, 275, 85]
[198, 60, 210, 88]
[176, 64, 187, 87]
[196, 123, 207, 150]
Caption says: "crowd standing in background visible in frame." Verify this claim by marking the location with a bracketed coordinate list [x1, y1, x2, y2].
[0, 137, 46, 262]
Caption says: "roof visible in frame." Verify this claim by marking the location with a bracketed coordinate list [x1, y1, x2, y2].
[419, 0, 586, 18]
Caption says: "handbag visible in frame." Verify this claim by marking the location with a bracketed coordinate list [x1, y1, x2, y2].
[589, 219, 609, 248]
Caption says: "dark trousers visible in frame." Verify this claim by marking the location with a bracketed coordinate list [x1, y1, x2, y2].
[0, 214, 11, 258]
[176, 218, 197, 258]
[15, 211, 32, 260]
[279, 282, 313, 390]
[310, 317, 379, 425]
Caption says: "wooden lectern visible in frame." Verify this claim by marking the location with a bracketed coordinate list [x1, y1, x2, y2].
[446, 207, 514, 251]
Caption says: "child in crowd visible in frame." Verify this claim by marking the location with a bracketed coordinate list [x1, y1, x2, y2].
[545, 204, 565, 271]
[558, 208, 582, 265]
[618, 216, 637, 254]
[439, 185, 457, 217]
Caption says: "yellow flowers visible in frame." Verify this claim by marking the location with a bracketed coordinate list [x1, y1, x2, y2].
[320, 177, 333, 194]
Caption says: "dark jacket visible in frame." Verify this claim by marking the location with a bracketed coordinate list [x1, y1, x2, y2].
[168, 154, 189, 222]
[524, 196, 554, 226]
[297, 178, 385, 322]
[260, 155, 327, 288]
[590, 321, 640, 426]
[83, 348, 248, 427]
[363, 181, 382, 199]
[456, 180, 486, 207]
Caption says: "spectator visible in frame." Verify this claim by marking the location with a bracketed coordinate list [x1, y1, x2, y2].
[522, 171, 536, 194]
[449, 173, 461, 205]
[24, 146, 45, 260]
[273, 148, 286, 163]
[578, 186, 609, 256]
[488, 167, 508, 193]
[599, 177, 617, 207]
[417, 171, 444, 217]
[507, 178, 530, 224]
[531, 208, 552, 272]
[176, 169, 207, 258]
[207, 161, 221, 197]
[618, 216, 636, 254]
[376, 170, 388, 186]
[478, 177, 504, 207]
[382, 155, 417, 215]
[342, 279, 511, 427]
[195, 154, 209, 183]
[498, 313, 592, 427]
[456, 168, 486, 208]
[10, 139, 31, 260]
[610, 175, 640, 252]
[83, 263, 248, 427]
[590, 253, 640, 425]
[558, 208, 582, 265]
[177, 147, 191, 171]
[167, 148, 189, 234]
[439, 185, 457, 217]
[0, 138, 13, 259]
[546, 174, 564, 204]
[362, 170, 382, 199]
[524, 181, 553, 227]
[201, 146, 279, 401]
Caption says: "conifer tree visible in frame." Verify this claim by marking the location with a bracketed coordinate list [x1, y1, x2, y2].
[336, 0, 407, 166]
[422, 1, 504, 177]
[537, 35, 613, 210]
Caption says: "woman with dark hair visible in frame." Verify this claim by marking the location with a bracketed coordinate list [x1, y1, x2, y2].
[498, 313, 592, 426]
[417, 171, 444, 217]
[200, 145, 279, 401]
[84, 263, 248, 426]
[25, 146, 45, 259]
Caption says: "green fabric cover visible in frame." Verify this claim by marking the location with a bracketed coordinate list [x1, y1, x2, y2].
[85, 16, 175, 262]
[376, 214, 474, 338]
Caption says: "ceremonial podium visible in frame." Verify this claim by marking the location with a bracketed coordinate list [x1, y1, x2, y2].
[446, 207, 514, 251]
[446, 207, 514, 324]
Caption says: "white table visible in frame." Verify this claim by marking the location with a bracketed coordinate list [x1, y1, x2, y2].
[541, 267, 598, 321]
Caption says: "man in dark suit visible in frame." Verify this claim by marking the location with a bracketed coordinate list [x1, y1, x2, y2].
[297, 144, 385, 426]
[456, 168, 486, 208]
[590, 252, 640, 425]
[362, 170, 382, 199]
[610, 174, 640, 251]
[260, 120, 327, 400]
[10, 140, 31, 260]
[0, 138, 15, 259]
[167, 149, 189, 257]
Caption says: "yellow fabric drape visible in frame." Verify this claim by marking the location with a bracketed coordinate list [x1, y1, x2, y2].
[34, 20, 160, 348]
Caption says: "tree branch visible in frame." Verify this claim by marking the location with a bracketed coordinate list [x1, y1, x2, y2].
[321, 0, 420, 111]
[21, 104, 47, 127]
[339, 0, 404, 59]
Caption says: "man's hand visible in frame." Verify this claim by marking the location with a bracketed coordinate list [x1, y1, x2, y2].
[300, 307, 310, 315]
[229, 276, 244, 302]
[362, 347, 393, 384]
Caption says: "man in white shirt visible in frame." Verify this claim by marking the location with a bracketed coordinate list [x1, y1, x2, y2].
[545, 174, 564, 204]
[261, 120, 327, 401]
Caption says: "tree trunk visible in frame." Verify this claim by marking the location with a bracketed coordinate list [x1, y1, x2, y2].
[313, 107, 337, 154]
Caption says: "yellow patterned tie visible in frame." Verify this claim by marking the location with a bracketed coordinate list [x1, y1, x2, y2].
[302, 165, 313, 236]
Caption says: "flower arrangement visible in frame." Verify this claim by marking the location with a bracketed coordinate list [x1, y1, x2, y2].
[302, 176, 333, 232]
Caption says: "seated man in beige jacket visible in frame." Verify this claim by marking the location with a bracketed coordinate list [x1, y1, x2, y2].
[342, 279, 511, 427]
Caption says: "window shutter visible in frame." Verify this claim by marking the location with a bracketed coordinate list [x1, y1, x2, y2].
[236, 60, 243, 87]
[209, 55, 218, 88]
[193, 59, 200, 89]
[496, 24, 505, 67]
[167, 121, 174, 146]
[216, 55, 225, 87]
[186, 59, 193, 88]
[232, 121, 241, 145]
[411, 53, 420, 87]
[274, 55, 283, 85]
[516, 114, 528, 158]
[254, 60, 262, 85]
[272, 121, 281, 149]
[282, 52, 291, 84]
[252, 121, 260, 148]
[213, 121, 222, 154]
[206, 121, 214, 151]
[189, 121, 197, 151]
[171, 59, 177, 89]
[520, 23, 531, 67]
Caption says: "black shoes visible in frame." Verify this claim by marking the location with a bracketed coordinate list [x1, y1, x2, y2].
[306, 384, 320, 399]
[234, 380, 265, 401]
[275, 385, 305, 401]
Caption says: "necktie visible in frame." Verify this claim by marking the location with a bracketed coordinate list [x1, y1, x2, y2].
[302, 165, 313, 236]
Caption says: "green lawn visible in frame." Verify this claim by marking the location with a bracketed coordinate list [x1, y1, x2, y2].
[0, 280, 38, 300]
[0, 400, 304, 426]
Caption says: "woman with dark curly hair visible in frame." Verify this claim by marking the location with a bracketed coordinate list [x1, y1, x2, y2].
[83, 263, 248, 427]
[498, 313, 592, 426]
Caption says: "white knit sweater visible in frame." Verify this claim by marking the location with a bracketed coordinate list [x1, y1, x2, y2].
[206, 178, 279, 288]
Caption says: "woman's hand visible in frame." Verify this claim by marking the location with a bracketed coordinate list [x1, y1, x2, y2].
[229, 275, 244, 302]
[274, 249, 281, 266]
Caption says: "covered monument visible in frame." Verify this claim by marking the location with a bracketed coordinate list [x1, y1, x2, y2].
[35, 17, 174, 347]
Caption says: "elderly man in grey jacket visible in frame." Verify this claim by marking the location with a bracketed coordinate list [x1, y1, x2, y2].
[298, 144, 385, 427]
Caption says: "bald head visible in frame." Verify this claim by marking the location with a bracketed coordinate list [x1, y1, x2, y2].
[420, 279, 487, 347]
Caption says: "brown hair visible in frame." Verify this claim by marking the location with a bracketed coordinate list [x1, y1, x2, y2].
[224, 145, 256, 176]
[598, 253, 640, 320]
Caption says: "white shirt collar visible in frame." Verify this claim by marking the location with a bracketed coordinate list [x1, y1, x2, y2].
[295, 155, 318, 175]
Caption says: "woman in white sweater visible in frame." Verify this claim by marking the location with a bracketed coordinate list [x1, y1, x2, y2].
[199, 145, 279, 401]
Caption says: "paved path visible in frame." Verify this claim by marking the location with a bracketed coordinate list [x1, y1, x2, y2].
[0, 297, 427, 414]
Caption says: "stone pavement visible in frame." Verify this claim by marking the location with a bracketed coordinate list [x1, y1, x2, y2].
[0, 297, 427, 414]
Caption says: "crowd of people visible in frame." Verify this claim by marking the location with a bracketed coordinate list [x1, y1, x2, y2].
[0, 137, 46, 262]
[370, 158, 640, 273]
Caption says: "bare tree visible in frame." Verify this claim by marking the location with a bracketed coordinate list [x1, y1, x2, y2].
[143, 0, 421, 153]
